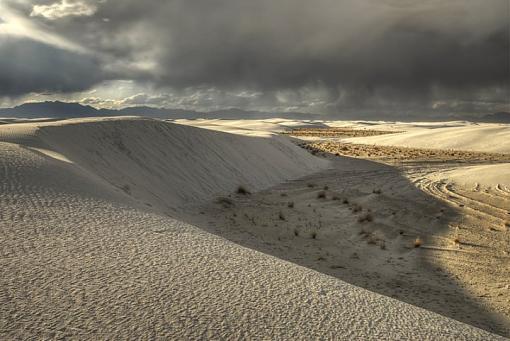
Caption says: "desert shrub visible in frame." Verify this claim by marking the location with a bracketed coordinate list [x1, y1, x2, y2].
[279, 211, 286, 220]
[236, 186, 250, 195]
[414, 237, 423, 248]
[317, 191, 326, 199]
[311, 232, 317, 239]
[372, 189, 382, 194]
[288, 202, 295, 208]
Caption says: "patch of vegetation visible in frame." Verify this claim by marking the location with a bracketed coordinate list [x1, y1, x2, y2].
[357, 213, 373, 223]
[317, 191, 326, 199]
[236, 186, 251, 195]
[216, 196, 234, 207]
[279, 211, 286, 221]
[352, 204, 362, 213]
[287, 201, 294, 208]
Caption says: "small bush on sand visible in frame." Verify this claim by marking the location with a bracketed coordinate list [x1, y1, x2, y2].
[317, 191, 326, 199]
[294, 229, 299, 236]
[332, 195, 340, 201]
[288, 201, 294, 208]
[414, 237, 423, 248]
[323, 185, 329, 190]
[307, 183, 316, 188]
[236, 186, 250, 195]
[280, 192, 288, 197]
[279, 211, 286, 220]
[311, 232, 317, 239]
[372, 189, 382, 194]
[342, 198, 349, 204]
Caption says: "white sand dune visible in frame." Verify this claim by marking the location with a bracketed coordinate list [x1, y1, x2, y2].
[344, 123, 510, 154]
[429, 163, 510, 189]
[0, 117, 505, 339]
[0, 117, 327, 211]
[174, 118, 328, 136]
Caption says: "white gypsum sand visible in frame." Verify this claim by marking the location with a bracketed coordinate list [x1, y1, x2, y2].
[0, 117, 507, 339]
[343, 122, 510, 154]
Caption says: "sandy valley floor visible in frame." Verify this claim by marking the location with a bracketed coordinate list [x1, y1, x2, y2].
[185, 151, 510, 336]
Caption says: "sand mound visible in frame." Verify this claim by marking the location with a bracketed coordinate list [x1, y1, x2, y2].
[344, 123, 510, 154]
[432, 163, 510, 188]
[1, 117, 328, 211]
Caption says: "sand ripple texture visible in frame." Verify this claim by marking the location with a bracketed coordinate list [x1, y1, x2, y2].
[0, 118, 505, 339]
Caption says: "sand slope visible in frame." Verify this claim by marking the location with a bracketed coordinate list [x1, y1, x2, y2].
[429, 163, 510, 188]
[0, 117, 504, 339]
[344, 123, 510, 154]
[0, 117, 328, 211]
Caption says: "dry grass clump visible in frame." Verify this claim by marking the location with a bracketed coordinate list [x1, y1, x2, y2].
[372, 189, 382, 194]
[342, 198, 349, 204]
[317, 191, 327, 199]
[294, 229, 299, 236]
[414, 237, 423, 248]
[287, 201, 295, 208]
[352, 204, 362, 213]
[236, 185, 251, 195]
[323, 185, 329, 190]
[357, 213, 373, 223]
[307, 183, 316, 188]
[216, 196, 234, 207]
[311, 232, 317, 239]
[279, 211, 286, 221]
[360, 229, 385, 249]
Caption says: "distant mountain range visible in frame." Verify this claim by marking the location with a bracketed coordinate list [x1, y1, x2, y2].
[1, 101, 508, 123]
[0, 101, 315, 120]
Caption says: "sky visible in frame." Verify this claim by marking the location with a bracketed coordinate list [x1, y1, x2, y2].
[0, 0, 508, 118]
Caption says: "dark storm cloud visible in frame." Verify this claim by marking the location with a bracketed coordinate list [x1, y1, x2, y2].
[0, 36, 105, 96]
[2, 0, 509, 114]
[90, 0, 509, 92]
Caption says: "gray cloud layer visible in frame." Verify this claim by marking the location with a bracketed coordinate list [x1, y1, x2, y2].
[0, 36, 105, 96]
[1, 0, 509, 116]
